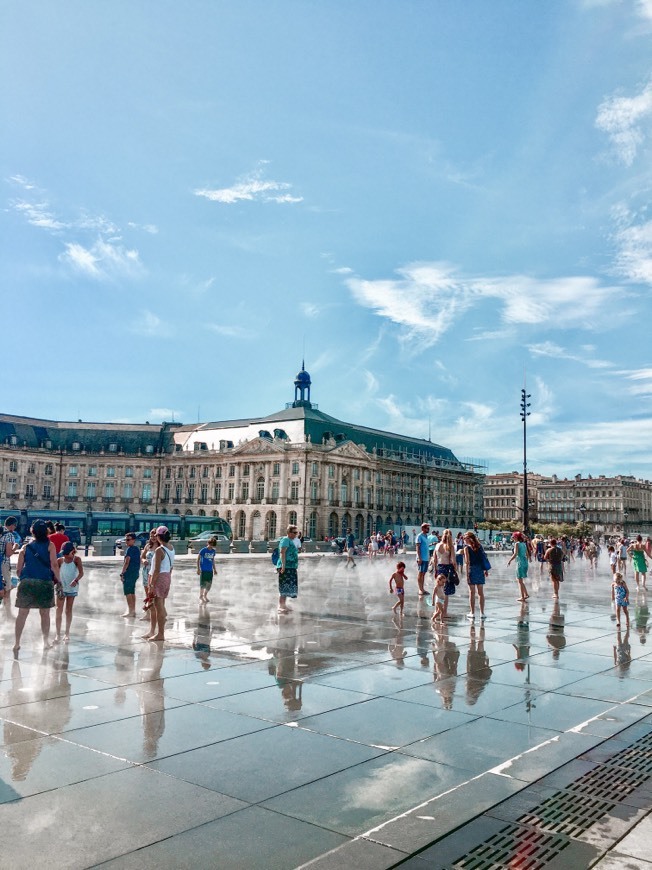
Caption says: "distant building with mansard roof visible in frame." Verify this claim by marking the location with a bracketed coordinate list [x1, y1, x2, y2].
[0, 366, 484, 541]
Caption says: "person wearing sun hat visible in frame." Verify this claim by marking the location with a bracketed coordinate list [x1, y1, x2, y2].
[142, 526, 175, 642]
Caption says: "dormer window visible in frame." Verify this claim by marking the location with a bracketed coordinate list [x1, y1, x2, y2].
[108, 443, 118, 453]
[72, 441, 81, 451]
[145, 445, 154, 454]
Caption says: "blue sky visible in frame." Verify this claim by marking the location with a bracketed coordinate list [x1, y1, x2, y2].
[3, 0, 652, 478]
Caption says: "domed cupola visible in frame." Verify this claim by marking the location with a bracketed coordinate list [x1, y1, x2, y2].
[292, 362, 312, 408]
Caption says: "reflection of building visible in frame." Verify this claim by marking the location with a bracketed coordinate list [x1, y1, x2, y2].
[0, 367, 484, 540]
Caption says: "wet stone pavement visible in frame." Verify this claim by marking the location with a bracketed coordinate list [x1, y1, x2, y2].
[0, 549, 651, 869]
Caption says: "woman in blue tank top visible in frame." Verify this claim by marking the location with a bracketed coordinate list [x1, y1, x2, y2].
[14, 518, 61, 656]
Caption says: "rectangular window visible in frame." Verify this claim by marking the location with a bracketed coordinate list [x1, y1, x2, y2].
[165, 467, 171, 479]
[290, 481, 299, 501]
[9, 460, 18, 473]
[163, 483, 171, 500]
[189, 466, 196, 479]
[292, 461, 299, 475]
[273, 463, 280, 476]
[214, 483, 222, 501]
[216, 467, 222, 478]
[272, 481, 279, 499]
[188, 483, 195, 501]
[229, 465, 235, 478]
[328, 483, 334, 502]
[311, 462, 318, 477]
[67, 482, 77, 498]
[43, 484, 52, 498]
[45, 464, 53, 476]
[177, 467, 184, 478]
[27, 463, 36, 475]
[175, 484, 182, 501]
[241, 482, 249, 500]
[123, 483, 133, 499]
[68, 465, 78, 477]
[106, 467, 116, 478]
[354, 468, 360, 480]
[25, 483, 34, 497]
[86, 482, 96, 498]
[7, 478, 17, 494]
[143, 468, 152, 479]
[202, 466, 209, 478]
[142, 484, 152, 501]
[228, 482, 235, 500]
[104, 483, 114, 498]
[88, 466, 97, 477]
[125, 466, 134, 477]
[310, 481, 318, 499]
[243, 464, 250, 476]
[328, 465, 334, 478]
[200, 483, 208, 501]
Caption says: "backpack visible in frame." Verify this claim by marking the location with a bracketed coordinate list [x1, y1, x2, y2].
[271, 547, 279, 566]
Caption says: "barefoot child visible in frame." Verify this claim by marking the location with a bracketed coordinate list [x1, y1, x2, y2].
[197, 537, 217, 604]
[56, 542, 83, 642]
[389, 562, 407, 614]
[431, 572, 447, 623]
[612, 572, 630, 629]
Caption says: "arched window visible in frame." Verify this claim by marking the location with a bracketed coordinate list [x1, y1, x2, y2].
[288, 510, 298, 527]
[236, 510, 246, 539]
[308, 511, 317, 539]
[328, 512, 338, 537]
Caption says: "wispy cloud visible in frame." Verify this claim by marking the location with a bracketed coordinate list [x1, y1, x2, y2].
[206, 323, 248, 338]
[148, 407, 183, 420]
[527, 341, 613, 369]
[347, 261, 627, 347]
[595, 77, 652, 165]
[194, 162, 302, 205]
[300, 302, 321, 318]
[127, 221, 159, 234]
[616, 367, 652, 396]
[59, 238, 142, 279]
[7, 174, 153, 280]
[130, 310, 171, 337]
[611, 205, 652, 284]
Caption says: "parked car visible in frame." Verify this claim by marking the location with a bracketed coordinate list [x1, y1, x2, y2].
[115, 531, 150, 552]
[189, 531, 230, 544]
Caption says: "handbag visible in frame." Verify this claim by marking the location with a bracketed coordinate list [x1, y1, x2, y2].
[480, 547, 491, 572]
[451, 566, 460, 586]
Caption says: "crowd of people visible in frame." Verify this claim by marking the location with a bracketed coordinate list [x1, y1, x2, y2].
[3, 511, 650, 655]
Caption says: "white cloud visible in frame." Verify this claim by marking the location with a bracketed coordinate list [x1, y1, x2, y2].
[616, 367, 652, 395]
[206, 323, 248, 338]
[595, 78, 652, 165]
[612, 209, 652, 284]
[148, 407, 183, 420]
[59, 238, 142, 279]
[131, 310, 171, 337]
[527, 341, 613, 369]
[12, 199, 66, 230]
[194, 163, 302, 205]
[331, 266, 354, 275]
[127, 221, 159, 234]
[7, 174, 37, 190]
[347, 261, 626, 347]
[300, 302, 321, 318]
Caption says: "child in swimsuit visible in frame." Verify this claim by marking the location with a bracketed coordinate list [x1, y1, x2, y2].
[389, 562, 407, 614]
[431, 573, 447, 623]
[612, 572, 630, 629]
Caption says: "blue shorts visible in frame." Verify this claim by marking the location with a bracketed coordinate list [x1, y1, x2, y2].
[418, 560, 429, 573]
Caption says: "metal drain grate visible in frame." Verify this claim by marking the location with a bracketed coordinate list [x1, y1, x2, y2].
[451, 824, 569, 870]
[517, 792, 616, 838]
[567, 760, 649, 801]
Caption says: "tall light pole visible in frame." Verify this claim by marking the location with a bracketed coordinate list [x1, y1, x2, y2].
[520, 388, 531, 536]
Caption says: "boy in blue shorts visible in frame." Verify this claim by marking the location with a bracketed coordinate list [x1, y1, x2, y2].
[197, 537, 217, 603]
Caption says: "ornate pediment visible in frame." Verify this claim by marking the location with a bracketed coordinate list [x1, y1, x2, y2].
[232, 438, 285, 456]
[328, 441, 369, 459]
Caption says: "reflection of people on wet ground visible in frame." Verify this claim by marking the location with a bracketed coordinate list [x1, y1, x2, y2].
[267, 640, 303, 712]
[6, 653, 72, 780]
[139, 644, 166, 757]
[113, 643, 136, 705]
[415, 601, 430, 667]
[546, 600, 566, 659]
[193, 604, 213, 670]
[513, 608, 530, 672]
[634, 590, 649, 645]
[465, 624, 492, 705]
[432, 625, 459, 710]
[389, 615, 407, 667]
[613, 629, 631, 675]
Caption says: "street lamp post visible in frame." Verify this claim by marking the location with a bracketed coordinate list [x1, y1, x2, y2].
[623, 509, 629, 538]
[579, 502, 587, 527]
[520, 388, 531, 536]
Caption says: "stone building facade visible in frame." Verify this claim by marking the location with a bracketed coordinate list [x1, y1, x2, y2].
[0, 368, 484, 540]
[482, 471, 550, 525]
[537, 474, 652, 534]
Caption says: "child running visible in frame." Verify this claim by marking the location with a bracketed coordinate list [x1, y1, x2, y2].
[55, 542, 83, 642]
[196, 536, 217, 603]
[389, 562, 407, 614]
[612, 572, 630, 629]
